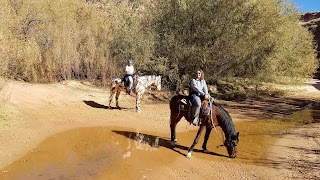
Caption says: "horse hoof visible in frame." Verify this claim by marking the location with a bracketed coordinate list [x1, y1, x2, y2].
[170, 141, 176, 147]
[186, 152, 192, 159]
[174, 138, 177, 142]
[203, 149, 209, 153]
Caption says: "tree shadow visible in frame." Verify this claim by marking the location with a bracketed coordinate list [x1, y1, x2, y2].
[112, 130, 227, 158]
[83, 100, 134, 110]
[312, 80, 320, 91]
[253, 145, 320, 179]
[219, 96, 319, 120]
[146, 92, 169, 102]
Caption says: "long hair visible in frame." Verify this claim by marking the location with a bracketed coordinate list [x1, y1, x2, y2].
[196, 70, 205, 80]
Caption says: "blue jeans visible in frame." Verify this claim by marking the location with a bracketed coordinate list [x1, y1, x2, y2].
[191, 94, 201, 123]
[124, 75, 133, 90]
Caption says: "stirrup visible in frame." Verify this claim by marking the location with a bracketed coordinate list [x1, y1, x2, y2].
[181, 99, 187, 105]
[192, 121, 198, 126]
[192, 118, 198, 126]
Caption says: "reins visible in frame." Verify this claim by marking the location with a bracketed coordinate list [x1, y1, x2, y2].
[209, 97, 225, 148]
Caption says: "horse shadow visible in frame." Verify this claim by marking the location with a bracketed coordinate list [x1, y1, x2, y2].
[83, 100, 134, 110]
[112, 130, 227, 158]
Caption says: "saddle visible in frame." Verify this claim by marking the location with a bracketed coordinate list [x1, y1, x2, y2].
[179, 96, 213, 125]
[122, 75, 137, 94]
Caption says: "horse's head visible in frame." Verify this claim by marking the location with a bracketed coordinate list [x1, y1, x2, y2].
[224, 132, 239, 158]
[151, 75, 161, 91]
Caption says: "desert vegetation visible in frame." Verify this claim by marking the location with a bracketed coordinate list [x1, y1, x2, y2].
[0, 78, 9, 124]
[0, 0, 318, 91]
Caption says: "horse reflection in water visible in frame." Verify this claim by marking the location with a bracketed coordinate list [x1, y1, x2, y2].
[109, 75, 161, 112]
[169, 94, 239, 158]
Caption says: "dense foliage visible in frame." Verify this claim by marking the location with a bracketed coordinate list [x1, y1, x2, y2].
[0, 0, 318, 90]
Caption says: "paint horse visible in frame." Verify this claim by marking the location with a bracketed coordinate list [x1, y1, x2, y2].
[169, 94, 239, 158]
[109, 75, 161, 112]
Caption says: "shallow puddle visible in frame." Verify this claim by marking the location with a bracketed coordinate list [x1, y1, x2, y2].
[0, 127, 179, 179]
[0, 108, 319, 179]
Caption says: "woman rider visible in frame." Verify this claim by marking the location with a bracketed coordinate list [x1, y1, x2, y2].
[190, 70, 210, 126]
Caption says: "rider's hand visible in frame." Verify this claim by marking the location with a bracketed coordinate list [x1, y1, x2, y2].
[205, 94, 210, 100]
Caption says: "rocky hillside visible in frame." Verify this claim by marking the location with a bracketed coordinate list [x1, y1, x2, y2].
[300, 12, 320, 78]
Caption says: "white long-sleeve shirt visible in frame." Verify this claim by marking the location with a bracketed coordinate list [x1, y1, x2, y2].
[190, 79, 208, 96]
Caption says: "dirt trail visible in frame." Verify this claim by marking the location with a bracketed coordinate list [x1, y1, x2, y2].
[0, 79, 319, 179]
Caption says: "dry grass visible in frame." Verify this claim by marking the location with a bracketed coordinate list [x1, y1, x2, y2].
[0, 78, 8, 125]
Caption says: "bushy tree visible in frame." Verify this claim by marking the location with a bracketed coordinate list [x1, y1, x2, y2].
[0, 0, 115, 83]
[151, 0, 318, 90]
[0, 0, 317, 90]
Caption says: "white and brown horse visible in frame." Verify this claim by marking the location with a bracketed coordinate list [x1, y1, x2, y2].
[109, 75, 161, 112]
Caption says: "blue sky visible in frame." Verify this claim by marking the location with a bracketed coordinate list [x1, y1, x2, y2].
[292, 0, 320, 12]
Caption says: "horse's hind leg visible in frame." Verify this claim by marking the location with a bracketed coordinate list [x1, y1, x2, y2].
[115, 88, 121, 109]
[170, 111, 183, 146]
[202, 127, 212, 152]
[187, 125, 206, 158]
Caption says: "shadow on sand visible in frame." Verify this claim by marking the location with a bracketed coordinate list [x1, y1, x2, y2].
[112, 130, 228, 158]
[83, 100, 134, 110]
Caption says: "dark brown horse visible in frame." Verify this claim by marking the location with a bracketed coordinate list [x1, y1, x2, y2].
[169, 94, 239, 158]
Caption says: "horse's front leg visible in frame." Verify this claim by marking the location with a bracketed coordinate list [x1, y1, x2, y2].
[136, 90, 144, 112]
[202, 127, 212, 152]
[187, 125, 206, 158]
[115, 88, 121, 109]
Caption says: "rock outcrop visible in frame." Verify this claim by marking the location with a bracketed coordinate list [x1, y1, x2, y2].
[300, 12, 320, 78]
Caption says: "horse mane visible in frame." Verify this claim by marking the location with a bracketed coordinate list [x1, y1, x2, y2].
[214, 101, 237, 139]
[137, 75, 161, 88]
[138, 75, 160, 80]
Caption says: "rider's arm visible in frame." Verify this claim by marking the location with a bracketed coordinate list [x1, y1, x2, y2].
[131, 66, 135, 75]
[203, 80, 209, 95]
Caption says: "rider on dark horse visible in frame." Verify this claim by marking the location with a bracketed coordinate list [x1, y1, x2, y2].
[124, 59, 135, 95]
[189, 69, 210, 126]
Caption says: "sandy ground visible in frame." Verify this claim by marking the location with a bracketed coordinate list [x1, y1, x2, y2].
[0, 79, 319, 179]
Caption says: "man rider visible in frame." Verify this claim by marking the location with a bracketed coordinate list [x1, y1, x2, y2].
[124, 59, 135, 95]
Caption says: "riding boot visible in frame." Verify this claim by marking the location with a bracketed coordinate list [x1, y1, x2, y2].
[192, 113, 199, 126]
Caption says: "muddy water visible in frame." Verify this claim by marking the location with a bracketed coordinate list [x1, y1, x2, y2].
[0, 109, 319, 179]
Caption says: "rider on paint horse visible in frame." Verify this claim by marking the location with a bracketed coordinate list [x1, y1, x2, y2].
[124, 59, 135, 95]
[189, 69, 211, 126]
